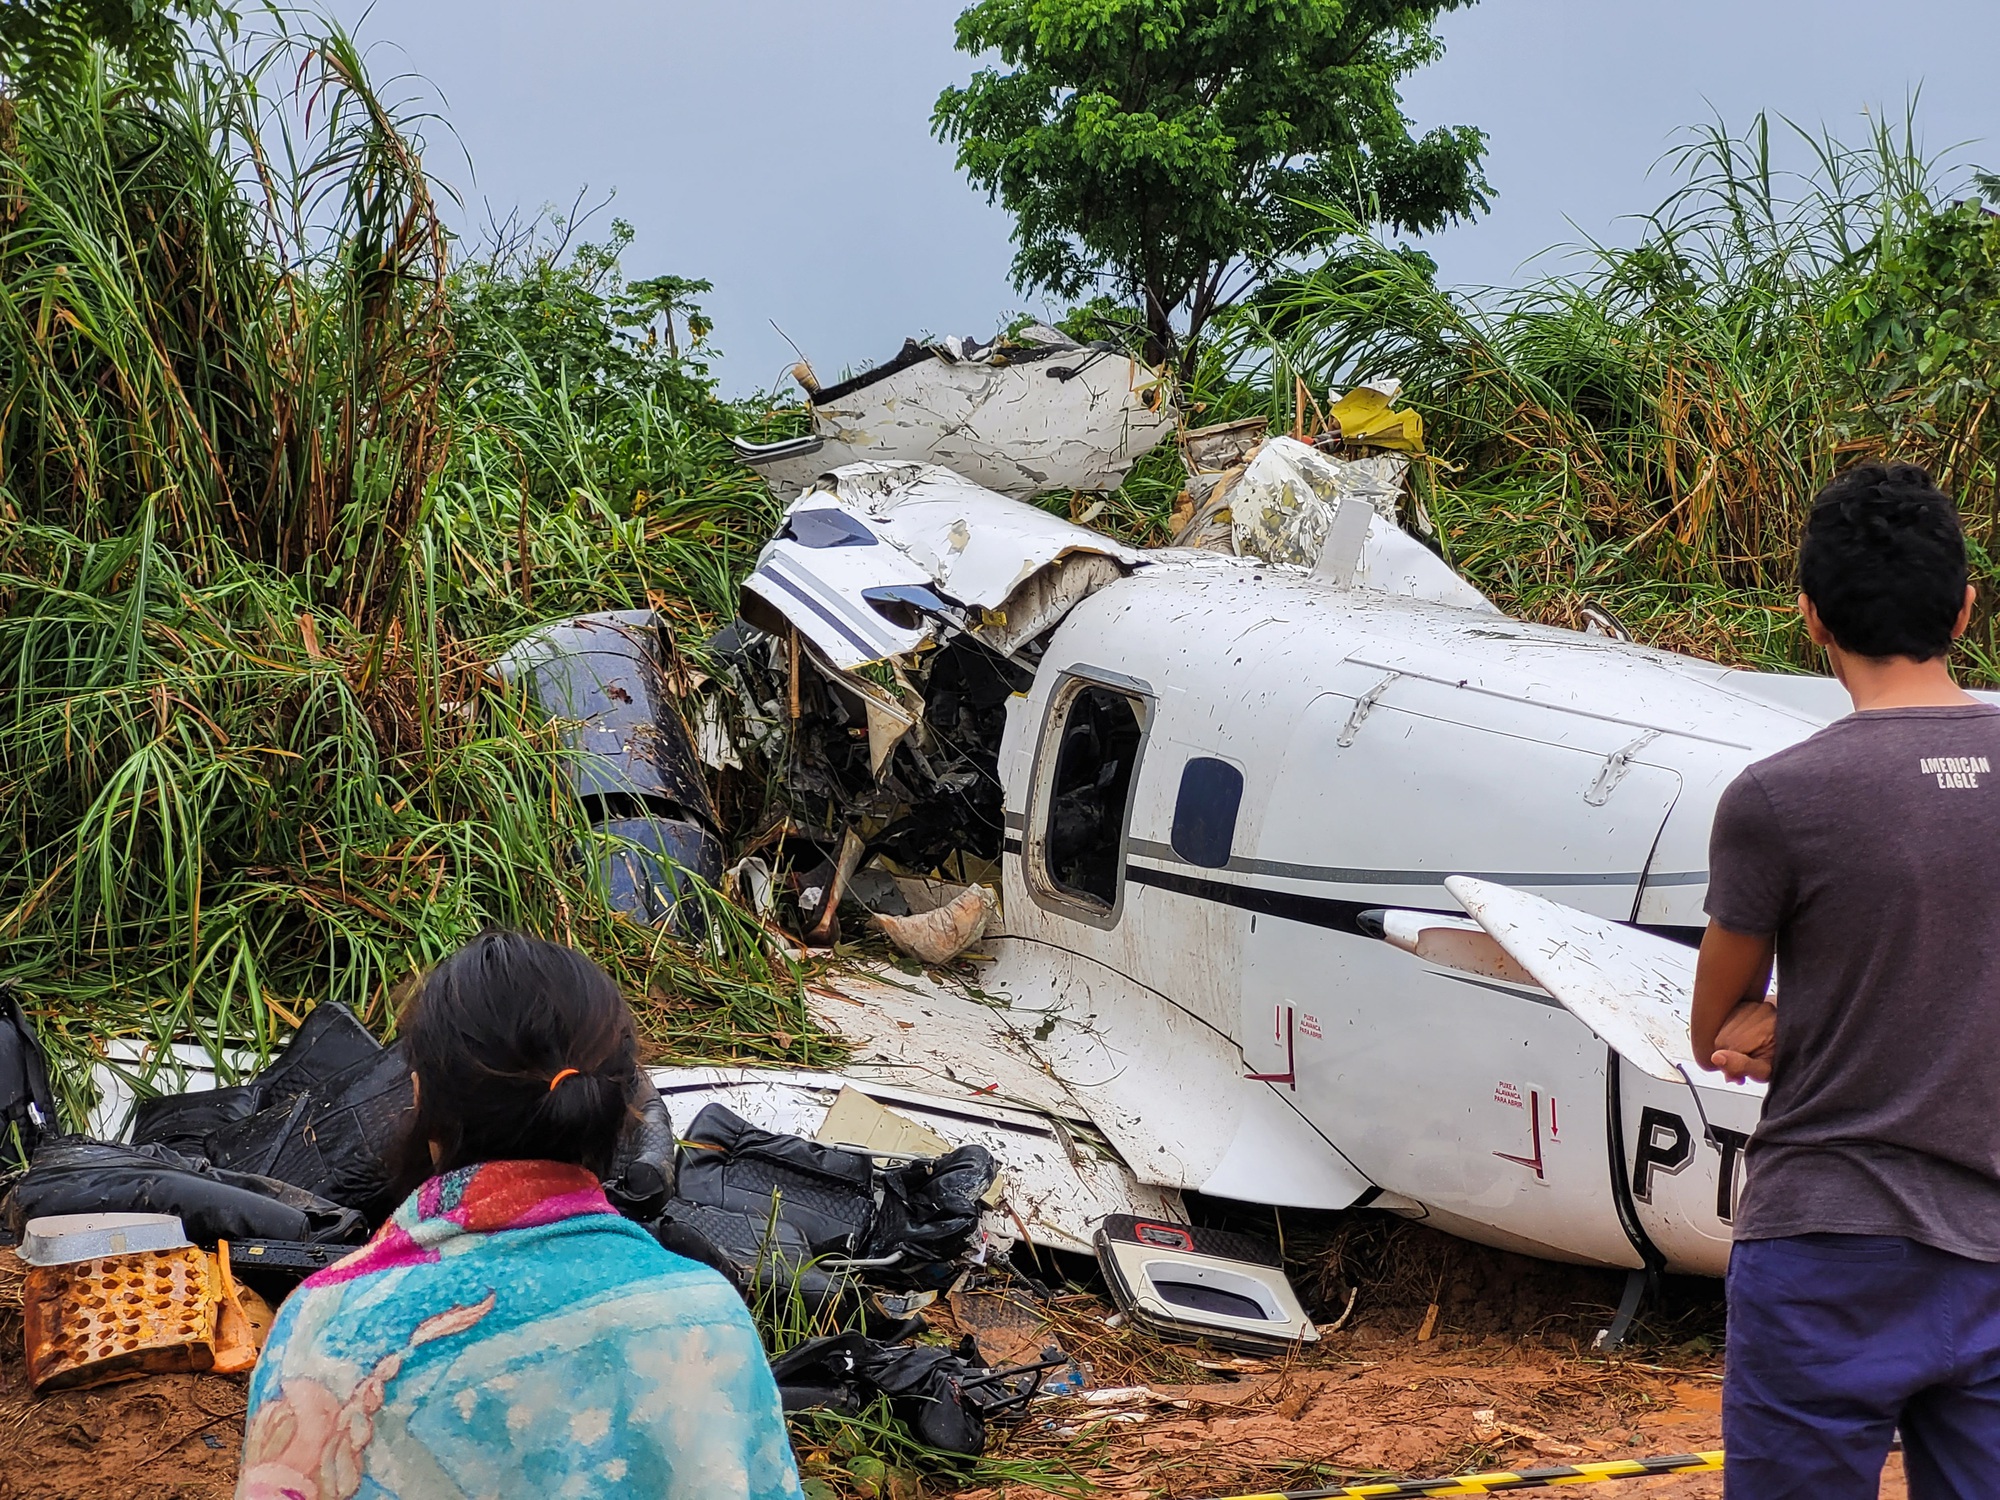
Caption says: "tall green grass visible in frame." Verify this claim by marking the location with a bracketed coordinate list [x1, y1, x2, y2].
[0, 23, 820, 1119]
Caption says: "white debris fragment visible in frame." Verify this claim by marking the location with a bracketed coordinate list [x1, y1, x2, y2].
[732, 331, 1175, 500]
[874, 884, 998, 966]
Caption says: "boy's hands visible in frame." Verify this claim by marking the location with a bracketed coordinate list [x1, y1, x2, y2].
[1711, 999, 1777, 1084]
[1691, 920, 1777, 1081]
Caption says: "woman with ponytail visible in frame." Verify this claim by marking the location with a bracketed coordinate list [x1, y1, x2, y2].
[235, 930, 802, 1500]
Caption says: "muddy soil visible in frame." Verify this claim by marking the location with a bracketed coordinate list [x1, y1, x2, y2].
[949, 1211, 1909, 1500]
[0, 1232, 1912, 1500]
[973, 1348, 1740, 1498]
[0, 1356, 246, 1499]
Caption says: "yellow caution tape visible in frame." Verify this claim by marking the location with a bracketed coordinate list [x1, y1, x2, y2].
[1212, 1450, 1724, 1499]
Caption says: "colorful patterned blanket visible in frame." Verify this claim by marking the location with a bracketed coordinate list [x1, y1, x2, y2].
[236, 1159, 802, 1500]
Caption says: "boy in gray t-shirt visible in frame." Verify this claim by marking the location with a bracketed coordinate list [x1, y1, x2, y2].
[1692, 462, 2000, 1500]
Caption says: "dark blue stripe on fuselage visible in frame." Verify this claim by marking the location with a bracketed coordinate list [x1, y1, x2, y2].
[999, 836, 1703, 947]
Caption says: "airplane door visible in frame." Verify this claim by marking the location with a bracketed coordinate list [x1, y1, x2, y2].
[1241, 683, 1682, 1268]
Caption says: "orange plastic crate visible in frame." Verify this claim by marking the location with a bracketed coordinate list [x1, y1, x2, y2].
[22, 1245, 220, 1393]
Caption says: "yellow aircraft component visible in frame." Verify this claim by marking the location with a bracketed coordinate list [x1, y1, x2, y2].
[1327, 381, 1425, 453]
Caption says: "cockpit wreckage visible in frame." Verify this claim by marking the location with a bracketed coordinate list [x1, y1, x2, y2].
[519, 341, 1952, 1345]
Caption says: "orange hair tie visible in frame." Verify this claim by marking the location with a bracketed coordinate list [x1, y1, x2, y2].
[547, 1068, 580, 1093]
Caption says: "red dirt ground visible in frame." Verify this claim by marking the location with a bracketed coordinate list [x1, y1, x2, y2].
[0, 1243, 1913, 1500]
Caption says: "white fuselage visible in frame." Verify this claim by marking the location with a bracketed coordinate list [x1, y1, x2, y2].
[986, 565, 1846, 1275]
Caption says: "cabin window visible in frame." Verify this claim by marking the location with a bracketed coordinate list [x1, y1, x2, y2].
[779, 507, 877, 548]
[1033, 679, 1148, 916]
[1171, 757, 1243, 869]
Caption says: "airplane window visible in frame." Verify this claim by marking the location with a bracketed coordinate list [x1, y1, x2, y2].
[779, 507, 877, 548]
[1171, 757, 1243, 869]
[1042, 685, 1145, 909]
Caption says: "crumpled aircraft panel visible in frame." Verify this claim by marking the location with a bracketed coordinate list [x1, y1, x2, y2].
[734, 346, 1175, 500]
[740, 464, 1152, 670]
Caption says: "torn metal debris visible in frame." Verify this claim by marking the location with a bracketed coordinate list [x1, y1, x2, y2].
[496, 609, 724, 933]
[730, 326, 1175, 500]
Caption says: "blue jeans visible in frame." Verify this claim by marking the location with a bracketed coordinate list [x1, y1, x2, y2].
[1726, 1234, 2000, 1499]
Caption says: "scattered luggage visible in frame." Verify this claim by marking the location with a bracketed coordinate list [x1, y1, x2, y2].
[3, 1138, 368, 1246]
[768, 1331, 1062, 1456]
[1, 991, 1332, 1457]
[670, 1103, 997, 1286]
[131, 1000, 382, 1158]
[203, 1046, 415, 1225]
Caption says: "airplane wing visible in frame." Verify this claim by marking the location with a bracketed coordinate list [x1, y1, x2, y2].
[1442, 875, 1763, 1092]
[1376, 892, 1694, 1079]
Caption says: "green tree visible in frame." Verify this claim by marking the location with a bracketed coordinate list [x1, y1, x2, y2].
[450, 218, 719, 425]
[933, 0, 1490, 371]
[0, 0, 230, 95]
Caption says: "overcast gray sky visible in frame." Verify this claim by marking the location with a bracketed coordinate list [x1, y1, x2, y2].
[337, 1, 1999, 394]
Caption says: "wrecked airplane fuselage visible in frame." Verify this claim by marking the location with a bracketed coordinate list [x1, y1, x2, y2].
[699, 454, 1919, 1283]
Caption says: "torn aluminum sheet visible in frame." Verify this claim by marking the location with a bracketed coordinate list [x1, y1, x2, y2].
[1228, 440, 1399, 561]
[494, 610, 724, 929]
[1180, 416, 1269, 475]
[1173, 437, 1493, 613]
[740, 464, 1151, 672]
[494, 611, 714, 815]
[730, 331, 1175, 500]
[1176, 434, 1496, 616]
[815, 1086, 952, 1158]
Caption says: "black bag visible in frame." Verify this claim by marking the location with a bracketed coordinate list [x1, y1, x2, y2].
[676, 1105, 996, 1285]
[863, 1145, 997, 1283]
[247, 1002, 383, 1102]
[651, 1197, 851, 1313]
[603, 1078, 676, 1222]
[129, 1084, 261, 1158]
[131, 1001, 387, 1159]
[769, 1333, 1029, 1456]
[0, 988, 57, 1175]
[768, 1331, 875, 1415]
[856, 1342, 992, 1455]
[206, 1046, 415, 1222]
[1, 1138, 367, 1246]
[675, 1104, 877, 1254]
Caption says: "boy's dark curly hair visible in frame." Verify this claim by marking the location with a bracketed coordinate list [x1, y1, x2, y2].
[1799, 463, 1967, 661]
